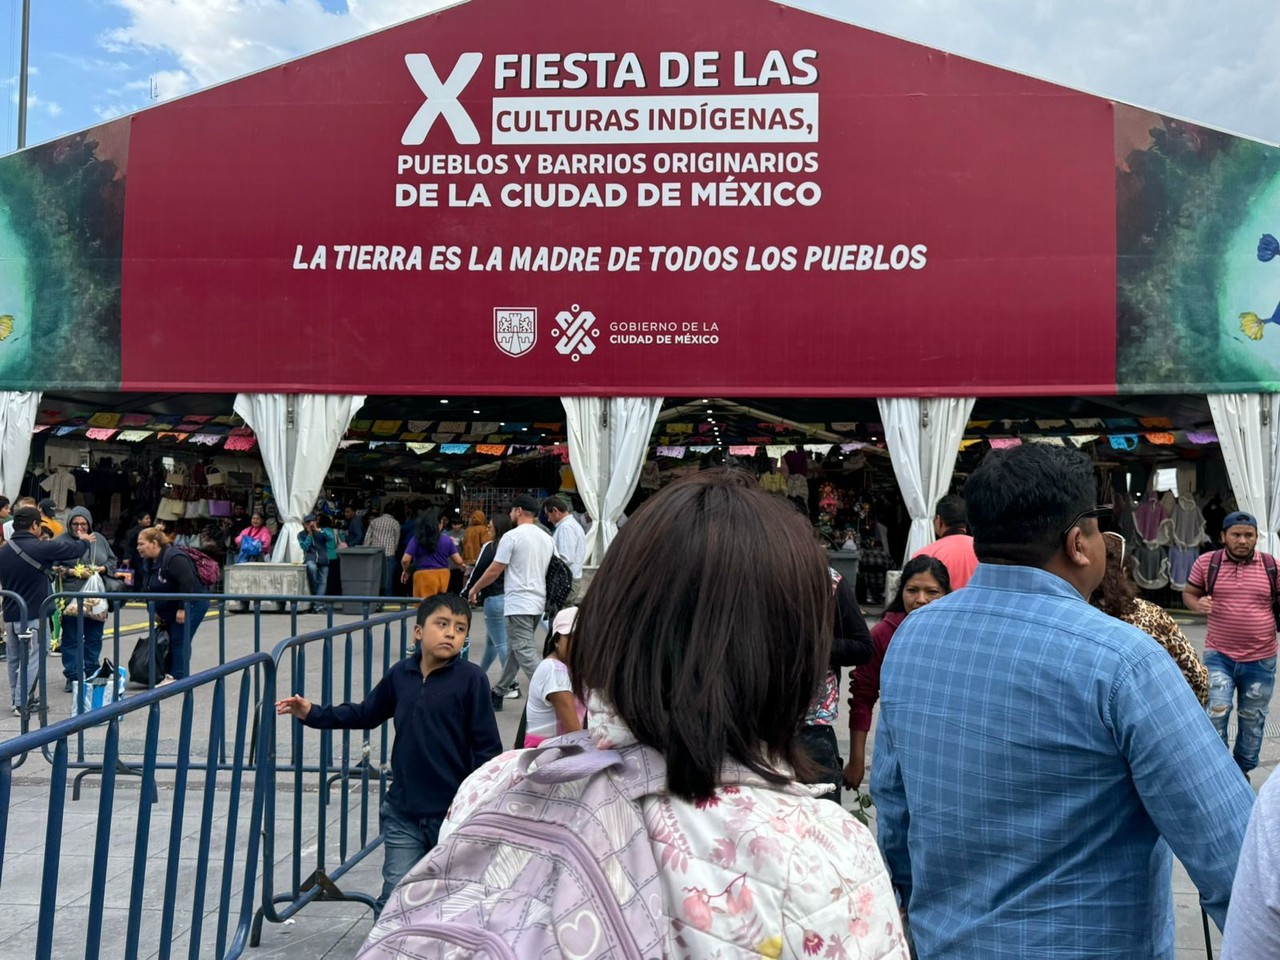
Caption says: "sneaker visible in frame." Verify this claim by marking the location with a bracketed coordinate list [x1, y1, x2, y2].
[63, 679, 74, 693]
[10, 705, 18, 717]
[490, 694, 503, 712]
[156, 675, 176, 687]
[503, 687, 521, 700]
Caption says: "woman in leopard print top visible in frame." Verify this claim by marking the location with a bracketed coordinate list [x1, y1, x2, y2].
[1092, 531, 1209, 705]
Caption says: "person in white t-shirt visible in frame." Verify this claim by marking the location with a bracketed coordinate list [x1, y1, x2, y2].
[523, 606, 584, 747]
[467, 494, 553, 707]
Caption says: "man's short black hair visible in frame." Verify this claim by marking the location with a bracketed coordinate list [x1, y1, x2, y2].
[415, 592, 472, 627]
[12, 506, 41, 531]
[966, 444, 1096, 567]
[935, 494, 968, 532]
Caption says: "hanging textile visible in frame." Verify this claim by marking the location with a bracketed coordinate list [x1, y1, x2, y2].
[1208, 394, 1280, 553]
[0, 392, 40, 502]
[877, 397, 977, 561]
[233, 393, 366, 562]
[562, 396, 663, 565]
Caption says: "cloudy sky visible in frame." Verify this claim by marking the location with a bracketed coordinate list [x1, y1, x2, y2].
[5, 0, 1280, 149]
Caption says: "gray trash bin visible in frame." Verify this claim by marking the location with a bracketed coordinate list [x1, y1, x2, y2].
[341, 547, 386, 614]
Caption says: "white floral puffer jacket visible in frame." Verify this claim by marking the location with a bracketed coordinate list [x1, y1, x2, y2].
[440, 697, 909, 959]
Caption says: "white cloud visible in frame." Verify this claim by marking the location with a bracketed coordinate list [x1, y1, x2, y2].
[96, 0, 1280, 143]
[102, 0, 455, 93]
[14, 92, 62, 117]
[789, 0, 1280, 142]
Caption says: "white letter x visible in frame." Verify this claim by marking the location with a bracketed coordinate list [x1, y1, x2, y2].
[402, 52, 483, 146]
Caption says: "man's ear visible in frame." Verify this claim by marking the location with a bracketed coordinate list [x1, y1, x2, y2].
[1063, 527, 1091, 568]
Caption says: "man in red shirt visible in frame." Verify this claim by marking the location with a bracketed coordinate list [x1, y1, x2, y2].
[913, 494, 979, 588]
[1183, 510, 1278, 779]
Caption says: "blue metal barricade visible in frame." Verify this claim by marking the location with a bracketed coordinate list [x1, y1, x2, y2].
[31, 592, 416, 794]
[0, 652, 276, 960]
[250, 607, 416, 945]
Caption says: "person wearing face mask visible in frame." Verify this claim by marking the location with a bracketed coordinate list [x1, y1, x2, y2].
[872, 444, 1254, 960]
[843, 555, 951, 792]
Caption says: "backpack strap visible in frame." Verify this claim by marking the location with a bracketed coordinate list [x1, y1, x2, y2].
[516, 732, 669, 799]
[1262, 552, 1279, 605]
[9, 540, 48, 574]
[1206, 549, 1225, 594]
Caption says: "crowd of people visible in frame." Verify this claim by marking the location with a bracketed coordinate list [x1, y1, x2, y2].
[4, 441, 1278, 956]
[271, 443, 1280, 959]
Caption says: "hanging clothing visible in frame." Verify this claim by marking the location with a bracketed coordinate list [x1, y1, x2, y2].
[1165, 495, 1207, 550]
[1168, 546, 1200, 591]
[1133, 499, 1169, 546]
[1132, 541, 1170, 590]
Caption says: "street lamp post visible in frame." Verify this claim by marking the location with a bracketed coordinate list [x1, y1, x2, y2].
[16, 0, 30, 149]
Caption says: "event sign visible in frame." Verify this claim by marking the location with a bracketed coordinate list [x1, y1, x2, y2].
[0, 0, 1272, 395]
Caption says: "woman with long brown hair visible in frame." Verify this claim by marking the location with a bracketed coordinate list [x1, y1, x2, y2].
[1092, 531, 1208, 704]
[383, 470, 908, 958]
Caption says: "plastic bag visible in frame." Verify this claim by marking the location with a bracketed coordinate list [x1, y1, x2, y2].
[64, 573, 109, 622]
[73, 659, 127, 714]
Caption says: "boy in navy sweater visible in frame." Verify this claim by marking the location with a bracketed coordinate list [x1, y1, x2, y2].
[276, 593, 502, 909]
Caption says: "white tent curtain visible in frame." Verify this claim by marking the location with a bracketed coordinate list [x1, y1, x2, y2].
[1208, 393, 1280, 554]
[562, 396, 663, 565]
[877, 396, 977, 562]
[233, 393, 366, 563]
[0, 391, 40, 502]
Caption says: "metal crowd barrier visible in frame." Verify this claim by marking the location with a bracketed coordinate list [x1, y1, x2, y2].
[0, 652, 276, 960]
[251, 609, 416, 944]
[0, 593, 420, 956]
[30, 591, 416, 795]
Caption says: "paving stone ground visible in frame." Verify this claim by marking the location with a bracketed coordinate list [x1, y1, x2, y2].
[0, 603, 1264, 958]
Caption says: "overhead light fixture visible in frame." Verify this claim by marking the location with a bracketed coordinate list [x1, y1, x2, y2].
[472, 409, 480, 414]
[440, 399, 449, 404]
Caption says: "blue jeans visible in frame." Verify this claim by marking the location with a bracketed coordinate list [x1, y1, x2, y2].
[1205, 650, 1277, 774]
[165, 600, 210, 681]
[383, 556, 398, 595]
[61, 614, 104, 680]
[306, 561, 330, 603]
[379, 800, 442, 911]
[480, 595, 508, 673]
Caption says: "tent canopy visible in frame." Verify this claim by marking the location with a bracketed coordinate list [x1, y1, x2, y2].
[0, 0, 1274, 399]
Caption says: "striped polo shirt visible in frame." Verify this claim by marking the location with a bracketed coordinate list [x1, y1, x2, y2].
[1188, 550, 1279, 662]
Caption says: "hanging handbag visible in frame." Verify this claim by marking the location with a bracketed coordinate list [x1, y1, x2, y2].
[156, 497, 184, 522]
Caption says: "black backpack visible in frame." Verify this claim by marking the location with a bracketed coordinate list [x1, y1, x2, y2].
[544, 554, 573, 617]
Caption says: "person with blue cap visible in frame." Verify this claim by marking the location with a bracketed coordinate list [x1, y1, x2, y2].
[1184, 509, 1279, 780]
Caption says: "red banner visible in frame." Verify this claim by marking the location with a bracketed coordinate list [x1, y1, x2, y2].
[118, 0, 1117, 396]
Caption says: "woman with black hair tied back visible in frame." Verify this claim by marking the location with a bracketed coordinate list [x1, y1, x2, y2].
[420, 469, 908, 958]
[400, 508, 464, 599]
[844, 555, 951, 791]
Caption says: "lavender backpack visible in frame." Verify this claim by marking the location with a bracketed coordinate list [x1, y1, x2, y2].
[359, 731, 668, 959]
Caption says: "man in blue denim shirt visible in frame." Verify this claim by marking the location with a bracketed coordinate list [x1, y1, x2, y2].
[872, 443, 1254, 959]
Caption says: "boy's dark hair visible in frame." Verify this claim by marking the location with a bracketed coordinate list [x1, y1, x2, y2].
[887, 556, 952, 614]
[568, 468, 831, 802]
[935, 494, 968, 533]
[415, 592, 471, 627]
[0, 496, 10, 511]
[965, 444, 1096, 567]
